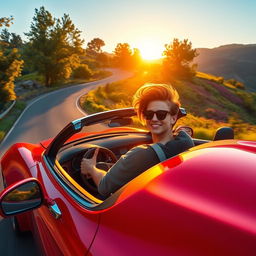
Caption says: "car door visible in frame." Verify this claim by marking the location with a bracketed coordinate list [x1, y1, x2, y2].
[30, 161, 100, 256]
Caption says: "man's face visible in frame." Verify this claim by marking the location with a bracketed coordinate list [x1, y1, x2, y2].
[144, 100, 177, 136]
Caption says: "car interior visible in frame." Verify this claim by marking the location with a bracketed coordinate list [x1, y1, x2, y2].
[47, 107, 234, 203]
[57, 131, 153, 197]
[56, 125, 234, 200]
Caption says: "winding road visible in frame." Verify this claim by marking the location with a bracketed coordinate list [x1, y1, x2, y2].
[0, 69, 132, 255]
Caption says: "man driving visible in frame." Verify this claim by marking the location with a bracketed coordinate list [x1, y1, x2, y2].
[81, 83, 194, 197]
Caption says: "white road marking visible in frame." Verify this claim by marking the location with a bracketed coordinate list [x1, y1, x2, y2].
[0, 78, 111, 146]
[75, 92, 88, 116]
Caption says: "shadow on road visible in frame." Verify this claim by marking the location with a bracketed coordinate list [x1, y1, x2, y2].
[0, 218, 38, 255]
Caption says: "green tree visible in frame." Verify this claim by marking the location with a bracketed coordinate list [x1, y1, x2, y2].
[86, 38, 105, 57]
[162, 38, 198, 79]
[86, 38, 109, 67]
[24, 7, 84, 87]
[0, 29, 23, 49]
[0, 17, 23, 106]
[10, 33, 23, 49]
[96, 52, 110, 67]
[0, 28, 10, 44]
[72, 64, 92, 79]
[113, 43, 134, 69]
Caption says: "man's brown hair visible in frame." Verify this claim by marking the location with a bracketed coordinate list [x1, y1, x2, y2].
[132, 83, 180, 123]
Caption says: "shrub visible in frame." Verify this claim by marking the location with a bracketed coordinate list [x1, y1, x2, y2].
[92, 70, 112, 79]
[216, 77, 224, 84]
[194, 127, 214, 140]
[236, 91, 256, 112]
[16, 72, 44, 84]
[237, 132, 256, 140]
[82, 98, 109, 113]
[73, 64, 92, 79]
[225, 79, 245, 90]
[108, 92, 127, 102]
[235, 81, 245, 89]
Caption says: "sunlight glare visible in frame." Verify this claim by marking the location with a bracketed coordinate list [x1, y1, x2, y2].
[137, 40, 163, 60]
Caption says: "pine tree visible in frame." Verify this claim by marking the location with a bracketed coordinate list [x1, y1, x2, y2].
[113, 43, 134, 69]
[24, 7, 84, 86]
[0, 17, 23, 106]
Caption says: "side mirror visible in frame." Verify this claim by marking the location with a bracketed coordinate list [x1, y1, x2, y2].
[0, 178, 44, 217]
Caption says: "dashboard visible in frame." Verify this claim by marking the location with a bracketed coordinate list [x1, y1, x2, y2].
[57, 132, 152, 178]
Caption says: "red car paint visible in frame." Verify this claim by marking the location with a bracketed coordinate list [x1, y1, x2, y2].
[1, 110, 256, 255]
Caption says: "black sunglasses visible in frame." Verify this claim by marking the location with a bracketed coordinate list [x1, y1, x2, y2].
[143, 110, 171, 120]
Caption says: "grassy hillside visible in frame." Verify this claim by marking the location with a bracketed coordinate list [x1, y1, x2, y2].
[80, 71, 256, 140]
[195, 44, 256, 91]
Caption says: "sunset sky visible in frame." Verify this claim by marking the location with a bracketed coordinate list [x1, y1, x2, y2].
[1, 0, 256, 59]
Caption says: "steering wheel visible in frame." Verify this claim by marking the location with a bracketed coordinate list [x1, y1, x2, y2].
[80, 146, 117, 193]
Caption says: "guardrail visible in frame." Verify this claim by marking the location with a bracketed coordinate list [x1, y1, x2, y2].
[0, 101, 16, 119]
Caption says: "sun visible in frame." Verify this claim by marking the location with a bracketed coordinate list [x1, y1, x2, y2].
[137, 40, 163, 60]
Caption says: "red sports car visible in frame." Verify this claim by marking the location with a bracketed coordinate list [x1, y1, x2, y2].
[0, 108, 256, 256]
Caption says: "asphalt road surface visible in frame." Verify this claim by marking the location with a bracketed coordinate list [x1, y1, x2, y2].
[0, 69, 132, 255]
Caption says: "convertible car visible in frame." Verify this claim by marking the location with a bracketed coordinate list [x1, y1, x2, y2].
[0, 107, 256, 256]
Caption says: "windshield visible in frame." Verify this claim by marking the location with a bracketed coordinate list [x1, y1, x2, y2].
[64, 116, 147, 146]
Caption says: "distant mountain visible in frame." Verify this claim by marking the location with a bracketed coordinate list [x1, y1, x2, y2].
[195, 44, 256, 91]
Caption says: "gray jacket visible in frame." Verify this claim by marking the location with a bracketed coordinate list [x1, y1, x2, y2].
[98, 131, 194, 197]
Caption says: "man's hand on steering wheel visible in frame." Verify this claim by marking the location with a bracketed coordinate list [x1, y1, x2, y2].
[80, 147, 99, 179]
[80, 146, 118, 193]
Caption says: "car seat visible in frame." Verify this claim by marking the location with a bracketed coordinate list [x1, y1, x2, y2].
[213, 127, 234, 141]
